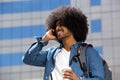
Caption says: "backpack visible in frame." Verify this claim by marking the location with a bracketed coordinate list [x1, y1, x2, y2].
[77, 43, 112, 80]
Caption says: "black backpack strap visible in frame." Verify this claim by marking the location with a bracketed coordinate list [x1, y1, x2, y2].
[50, 74, 53, 80]
[77, 43, 92, 78]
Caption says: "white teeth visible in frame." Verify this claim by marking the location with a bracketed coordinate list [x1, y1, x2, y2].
[57, 30, 62, 36]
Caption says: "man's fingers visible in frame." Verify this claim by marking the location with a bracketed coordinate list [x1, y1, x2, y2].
[62, 70, 73, 79]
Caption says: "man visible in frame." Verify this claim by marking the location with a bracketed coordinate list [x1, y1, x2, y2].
[23, 6, 104, 80]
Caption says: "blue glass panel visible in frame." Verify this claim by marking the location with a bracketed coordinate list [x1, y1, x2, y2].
[0, 53, 23, 67]
[90, 0, 101, 6]
[91, 19, 102, 32]
[0, 0, 70, 14]
[0, 25, 46, 40]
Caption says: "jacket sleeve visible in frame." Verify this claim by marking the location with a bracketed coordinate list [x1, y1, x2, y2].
[22, 37, 49, 67]
[81, 47, 104, 80]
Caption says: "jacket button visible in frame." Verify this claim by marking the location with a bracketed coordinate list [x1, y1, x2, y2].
[51, 68, 53, 70]
[45, 76, 48, 79]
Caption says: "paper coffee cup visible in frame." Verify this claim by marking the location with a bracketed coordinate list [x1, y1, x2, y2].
[62, 67, 71, 80]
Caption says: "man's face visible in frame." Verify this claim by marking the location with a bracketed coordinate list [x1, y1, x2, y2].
[55, 25, 73, 40]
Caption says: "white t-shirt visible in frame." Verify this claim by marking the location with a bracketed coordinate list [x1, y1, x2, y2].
[52, 48, 70, 80]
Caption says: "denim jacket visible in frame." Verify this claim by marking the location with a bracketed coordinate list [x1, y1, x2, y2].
[22, 37, 104, 80]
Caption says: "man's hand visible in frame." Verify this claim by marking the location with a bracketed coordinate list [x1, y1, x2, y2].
[41, 29, 57, 42]
[62, 69, 80, 80]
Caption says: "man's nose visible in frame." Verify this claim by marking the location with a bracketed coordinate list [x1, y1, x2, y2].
[56, 25, 61, 30]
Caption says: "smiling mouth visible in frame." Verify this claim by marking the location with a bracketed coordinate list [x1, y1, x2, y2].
[56, 30, 63, 36]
